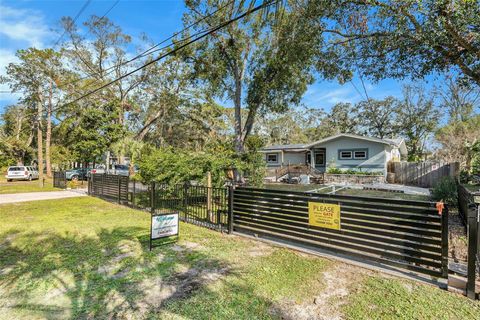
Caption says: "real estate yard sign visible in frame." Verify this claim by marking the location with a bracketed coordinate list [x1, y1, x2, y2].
[150, 213, 179, 250]
[308, 202, 341, 230]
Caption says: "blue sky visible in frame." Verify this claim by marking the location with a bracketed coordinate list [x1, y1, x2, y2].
[0, 0, 436, 112]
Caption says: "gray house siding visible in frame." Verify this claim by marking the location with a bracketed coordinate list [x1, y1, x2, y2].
[317, 137, 386, 173]
[262, 134, 403, 175]
[264, 151, 305, 167]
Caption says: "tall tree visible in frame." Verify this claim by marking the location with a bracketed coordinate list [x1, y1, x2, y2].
[355, 97, 399, 139]
[61, 15, 151, 163]
[437, 76, 480, 122]
[321, 102, 359, 135]
[436, 115, 480, 172]
[396, 85, 440, 161]
[185, 0, 323, 152]
[307, 0, 480, 86]
[1, 48, 64, 183]
[0, 105, 35, 165]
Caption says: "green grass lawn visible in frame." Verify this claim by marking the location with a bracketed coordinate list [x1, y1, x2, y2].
[0, 179, 59, 194]
[0, 197, 478, 319]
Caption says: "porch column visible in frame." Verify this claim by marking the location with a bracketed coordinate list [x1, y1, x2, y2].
[310, 149, 315, 168]
[281, 150, 284, 166]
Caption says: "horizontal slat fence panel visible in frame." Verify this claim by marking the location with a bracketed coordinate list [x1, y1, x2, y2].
[233, 187, 447, 278]
[89, 174, 129, 202]
[53, 171, 67, 189]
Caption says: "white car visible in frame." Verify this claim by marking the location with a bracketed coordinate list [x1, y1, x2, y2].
[5, 166, 39, 181]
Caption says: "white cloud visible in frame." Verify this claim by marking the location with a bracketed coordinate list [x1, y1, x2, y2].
[0, 5, 51, 47]
[0, 4, 53, 106]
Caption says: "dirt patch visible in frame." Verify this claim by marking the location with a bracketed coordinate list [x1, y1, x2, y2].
[272, 263, 368, 320]
[133, 265, 230, 316]
[248, 241, 274, 257]
[448, 208, 468, 262]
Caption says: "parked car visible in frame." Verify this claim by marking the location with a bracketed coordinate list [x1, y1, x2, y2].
[110, 164, 130, 176]
[5, 166, 39, 181]
[87, 165, 106, 178]
[65, 168, 90, 181]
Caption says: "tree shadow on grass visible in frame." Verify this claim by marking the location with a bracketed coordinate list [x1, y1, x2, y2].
[0, 227, 283, 319]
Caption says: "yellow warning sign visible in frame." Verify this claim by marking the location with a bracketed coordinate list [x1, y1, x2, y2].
[308, 202, 341, 230]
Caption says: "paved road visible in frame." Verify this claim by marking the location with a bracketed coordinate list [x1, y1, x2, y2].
[0, 189, 87, 205]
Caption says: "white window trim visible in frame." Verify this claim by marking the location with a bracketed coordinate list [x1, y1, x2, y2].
[353, 150, 367, 160]
[266, 153, 279, 163]
[339, 151, 353, 160]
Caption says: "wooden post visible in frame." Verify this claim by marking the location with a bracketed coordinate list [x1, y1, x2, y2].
[207, 171, 213, 222]
[467, 202, 479, 299]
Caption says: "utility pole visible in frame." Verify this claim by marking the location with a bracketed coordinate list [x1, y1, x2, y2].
[37, 86, 44, 187]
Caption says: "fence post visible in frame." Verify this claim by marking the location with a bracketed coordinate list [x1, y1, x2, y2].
[87, 174, 91, 195]
[150, 182, 155, 214]
[183, 183, 189, 210]
[117, 176, 121, 204]
[467, 202, 479, 299]
[441, 205, 449, 279]
[132, 179, 136, 207]
[101, 173, 105, 197]
[227, 186, 234, 234]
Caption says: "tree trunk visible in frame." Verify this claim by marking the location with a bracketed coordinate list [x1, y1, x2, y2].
[36, 89, 44, 187]
[233, 68, 244, 153]
[45, 79, 53, 177]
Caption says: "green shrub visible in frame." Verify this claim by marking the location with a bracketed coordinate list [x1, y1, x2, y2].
[137, 142, 265, 187]
[432, 177, 458, 204]
[326, 167, 343, 174]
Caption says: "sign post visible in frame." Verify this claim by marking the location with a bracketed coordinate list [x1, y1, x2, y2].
[308, 202, 341, 230]
[150, 212, 179, 250]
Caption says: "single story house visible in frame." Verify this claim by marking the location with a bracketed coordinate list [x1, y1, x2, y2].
[261, 133, 407, 176]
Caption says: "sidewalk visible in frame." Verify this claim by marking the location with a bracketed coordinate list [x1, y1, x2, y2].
[0, 189, 87, 205]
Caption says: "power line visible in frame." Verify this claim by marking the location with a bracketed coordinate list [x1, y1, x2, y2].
[99, 0, 120, 20]
[53, 0, 92, 47]
[59, 0, 277, 109]
[51, 0, 237, 100]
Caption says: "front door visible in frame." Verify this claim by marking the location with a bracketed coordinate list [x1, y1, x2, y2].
[314, 150, 326, 171]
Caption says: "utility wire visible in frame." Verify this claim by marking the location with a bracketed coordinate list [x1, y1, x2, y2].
[58, 0, 277, 109]
[53, 0, 92, 47]
[51, 0, 237, 99]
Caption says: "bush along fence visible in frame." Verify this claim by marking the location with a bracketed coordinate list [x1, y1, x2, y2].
[457, 184, 480, 299]
[53, 171, 67, 189]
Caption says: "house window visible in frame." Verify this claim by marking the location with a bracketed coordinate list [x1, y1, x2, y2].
[354, 150, 367, 159]
[266, 153, 278, 163]
[315, 152, 325, 165]
[338, 149, 368, 160]
[339, 151, 353, 160]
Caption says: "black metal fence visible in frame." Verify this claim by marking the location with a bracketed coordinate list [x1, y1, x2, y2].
[458, 184, 480, 299]
[88, 173, 129, 203]
[87, 174, 479, 298]
[88, 176, 230, 232]
[232, 187, 449, 279]
[53, 171, 67, 189]
[153, 184, 229, 231]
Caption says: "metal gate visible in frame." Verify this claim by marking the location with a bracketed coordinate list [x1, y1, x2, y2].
[232, 187, 448, 279]
[53, 171, 67, 189]
[88, 173, 129, 203]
